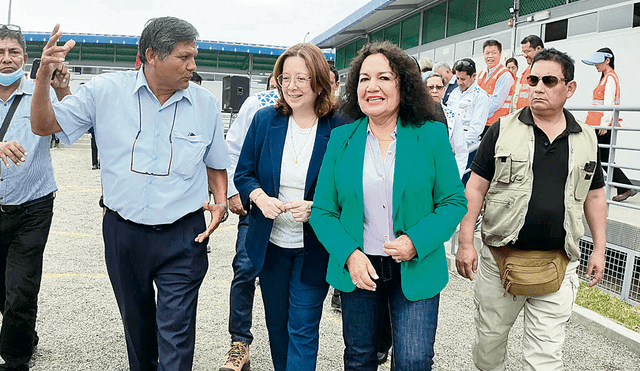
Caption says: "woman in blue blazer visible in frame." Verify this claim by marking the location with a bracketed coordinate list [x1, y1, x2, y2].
[234, 43, 346, 371]
[310, 42, 467, 371]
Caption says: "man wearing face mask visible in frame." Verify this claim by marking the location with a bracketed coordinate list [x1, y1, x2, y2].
[0, 24, 70, 371]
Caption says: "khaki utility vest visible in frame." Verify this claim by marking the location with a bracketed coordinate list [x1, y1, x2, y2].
[481, 109, 598, 261]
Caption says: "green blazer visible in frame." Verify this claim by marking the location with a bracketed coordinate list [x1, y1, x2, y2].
[310, 116, 467, 301]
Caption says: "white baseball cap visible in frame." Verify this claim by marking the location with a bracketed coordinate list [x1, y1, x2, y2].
[581, 51, 613, 65]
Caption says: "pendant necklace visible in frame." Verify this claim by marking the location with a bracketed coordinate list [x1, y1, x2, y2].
[290, 117, 317, 165]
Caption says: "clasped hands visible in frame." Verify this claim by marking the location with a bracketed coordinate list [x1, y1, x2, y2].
[251, 189, 311, 223]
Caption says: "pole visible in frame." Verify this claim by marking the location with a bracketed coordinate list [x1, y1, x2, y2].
[303, 32, 310, 43]
[7, 0, 12, 24]
[511, 0, 520, 58]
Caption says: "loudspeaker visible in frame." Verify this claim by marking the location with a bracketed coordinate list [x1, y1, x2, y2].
[222, 76, 250, 113]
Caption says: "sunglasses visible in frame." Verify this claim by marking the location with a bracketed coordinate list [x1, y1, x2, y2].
[527, 74, 568, 88]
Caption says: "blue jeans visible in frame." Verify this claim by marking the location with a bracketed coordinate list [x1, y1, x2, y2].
[228, 215, 258, 344]
[0, 194, 54, 367]
[103, 209, 208, 371]
[341, 255, 440, 371]
[259, 242, 329, 371]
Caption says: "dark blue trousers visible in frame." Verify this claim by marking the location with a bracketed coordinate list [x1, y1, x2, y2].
[0, 194, 53, 367]
[228, 214, 258, 344]
[103, 209, 208, 371]
[259, 243, 328, 371]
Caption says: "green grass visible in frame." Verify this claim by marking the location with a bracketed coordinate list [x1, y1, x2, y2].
[576, 282, 640, 333]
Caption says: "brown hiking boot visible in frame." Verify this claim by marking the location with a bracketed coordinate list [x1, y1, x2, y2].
[219, 341, 250, 371]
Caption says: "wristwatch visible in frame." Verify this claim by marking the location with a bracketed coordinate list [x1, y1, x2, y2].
[216, 203, 229, 223]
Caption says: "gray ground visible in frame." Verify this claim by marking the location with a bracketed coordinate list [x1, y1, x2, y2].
[10, 135, 640, 370]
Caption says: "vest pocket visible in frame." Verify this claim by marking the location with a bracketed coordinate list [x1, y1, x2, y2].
[574, 168, 592, 201]
[494, 153, 528, 184]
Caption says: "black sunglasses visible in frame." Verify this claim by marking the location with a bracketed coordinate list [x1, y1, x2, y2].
[527, 74, 568, 88]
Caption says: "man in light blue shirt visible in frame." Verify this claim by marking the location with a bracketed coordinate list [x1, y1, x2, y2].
[0, 24, 70, 371]
[30, 18, 230, 371]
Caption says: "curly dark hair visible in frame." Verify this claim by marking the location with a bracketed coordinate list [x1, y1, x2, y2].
[340, 41, 440, 127]
[272, 43, 337, 118]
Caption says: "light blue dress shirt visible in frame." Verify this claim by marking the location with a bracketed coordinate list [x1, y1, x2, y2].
[0, 78, 57, 205]
[53, 69, 231, 225]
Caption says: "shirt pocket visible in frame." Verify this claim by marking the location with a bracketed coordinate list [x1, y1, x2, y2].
[494, 152, 528, 184]
[171, 132, 207, 179]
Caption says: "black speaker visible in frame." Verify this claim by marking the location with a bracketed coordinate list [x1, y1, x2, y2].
[222, 76, 250, 113]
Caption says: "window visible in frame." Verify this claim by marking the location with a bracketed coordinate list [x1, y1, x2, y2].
[478, 0, 512, 28]
[422, 2, 447, 44]
[634, 2, 640, 28]
[545, 19, 568, 42]
[447, 0, 478, 37]
[384, 23, 401, 45]
[371, 29, 385, 43]
[401, 13, 421, 49]
[520, 0, 565, 16]
[336, 47, 346, 70]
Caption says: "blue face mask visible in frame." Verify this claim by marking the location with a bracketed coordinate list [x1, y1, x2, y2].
[0, 68, 24, 86]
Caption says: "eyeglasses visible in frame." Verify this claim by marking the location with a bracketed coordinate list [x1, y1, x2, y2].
[0, 24, 21, 31]
[426, 85, 445, 91]
[130, 92, 176, 177]
[527, 74, 569, 88]
[277, 74, 312, 88]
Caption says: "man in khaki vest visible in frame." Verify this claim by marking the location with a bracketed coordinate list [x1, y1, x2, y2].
[456, 48, 607, 370]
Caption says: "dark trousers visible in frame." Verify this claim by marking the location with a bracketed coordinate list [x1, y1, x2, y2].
[103, 209, 208, 371]
[598, 130, 632, 194]
[462, 150, 477, 186]
[0, 194, 54, 367]
[341, 255, 439, 371]
[259, 243, 329, 371]
[228, 215, 258, 344]
[90, 134, 99, 167]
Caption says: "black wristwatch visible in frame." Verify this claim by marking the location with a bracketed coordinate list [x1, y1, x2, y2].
[216, 203, 229, 223]
[99, 195, 105, 208]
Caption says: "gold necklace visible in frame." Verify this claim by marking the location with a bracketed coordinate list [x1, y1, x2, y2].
[290, 117, 317, 165]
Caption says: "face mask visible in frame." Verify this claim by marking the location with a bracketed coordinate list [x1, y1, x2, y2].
[0, 68, 24, 86]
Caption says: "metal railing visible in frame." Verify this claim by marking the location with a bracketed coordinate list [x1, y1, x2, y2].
[565, 105, 640, 213]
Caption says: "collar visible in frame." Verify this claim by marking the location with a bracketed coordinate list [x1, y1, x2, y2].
[0, 77, 29, 104]
[366, 123, 397, 139]
[518, 106, 582, 133]
[486, 64, 500, 76]
[132, 68, 192, 106]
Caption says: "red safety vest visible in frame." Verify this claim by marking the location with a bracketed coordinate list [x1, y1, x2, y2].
[515, 65, 531, 110]
[478, 64, 515, 126]
[585, 70, 621, 127]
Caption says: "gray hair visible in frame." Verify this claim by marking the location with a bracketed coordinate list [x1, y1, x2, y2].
[433, 61, 451, 73]
[138, 17, 198, 64]
[0, 26, 26, 54]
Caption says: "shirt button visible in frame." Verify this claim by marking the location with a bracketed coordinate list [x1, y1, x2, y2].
[153, 156, 157, 160]
[382, 204, 386, 209]
[145, 204, 149, 208]
[544, 142, 549, 146]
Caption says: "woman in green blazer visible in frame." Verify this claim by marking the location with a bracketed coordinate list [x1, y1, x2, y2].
[310, 42, 467, 371]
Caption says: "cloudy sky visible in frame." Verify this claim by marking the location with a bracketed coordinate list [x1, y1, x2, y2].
[1, 0, 370, 47]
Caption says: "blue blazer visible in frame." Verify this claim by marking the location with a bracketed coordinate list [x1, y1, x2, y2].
[234, 106, 346, 286]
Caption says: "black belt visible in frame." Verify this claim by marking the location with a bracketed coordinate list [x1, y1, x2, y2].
[0, 192, 55, 213]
